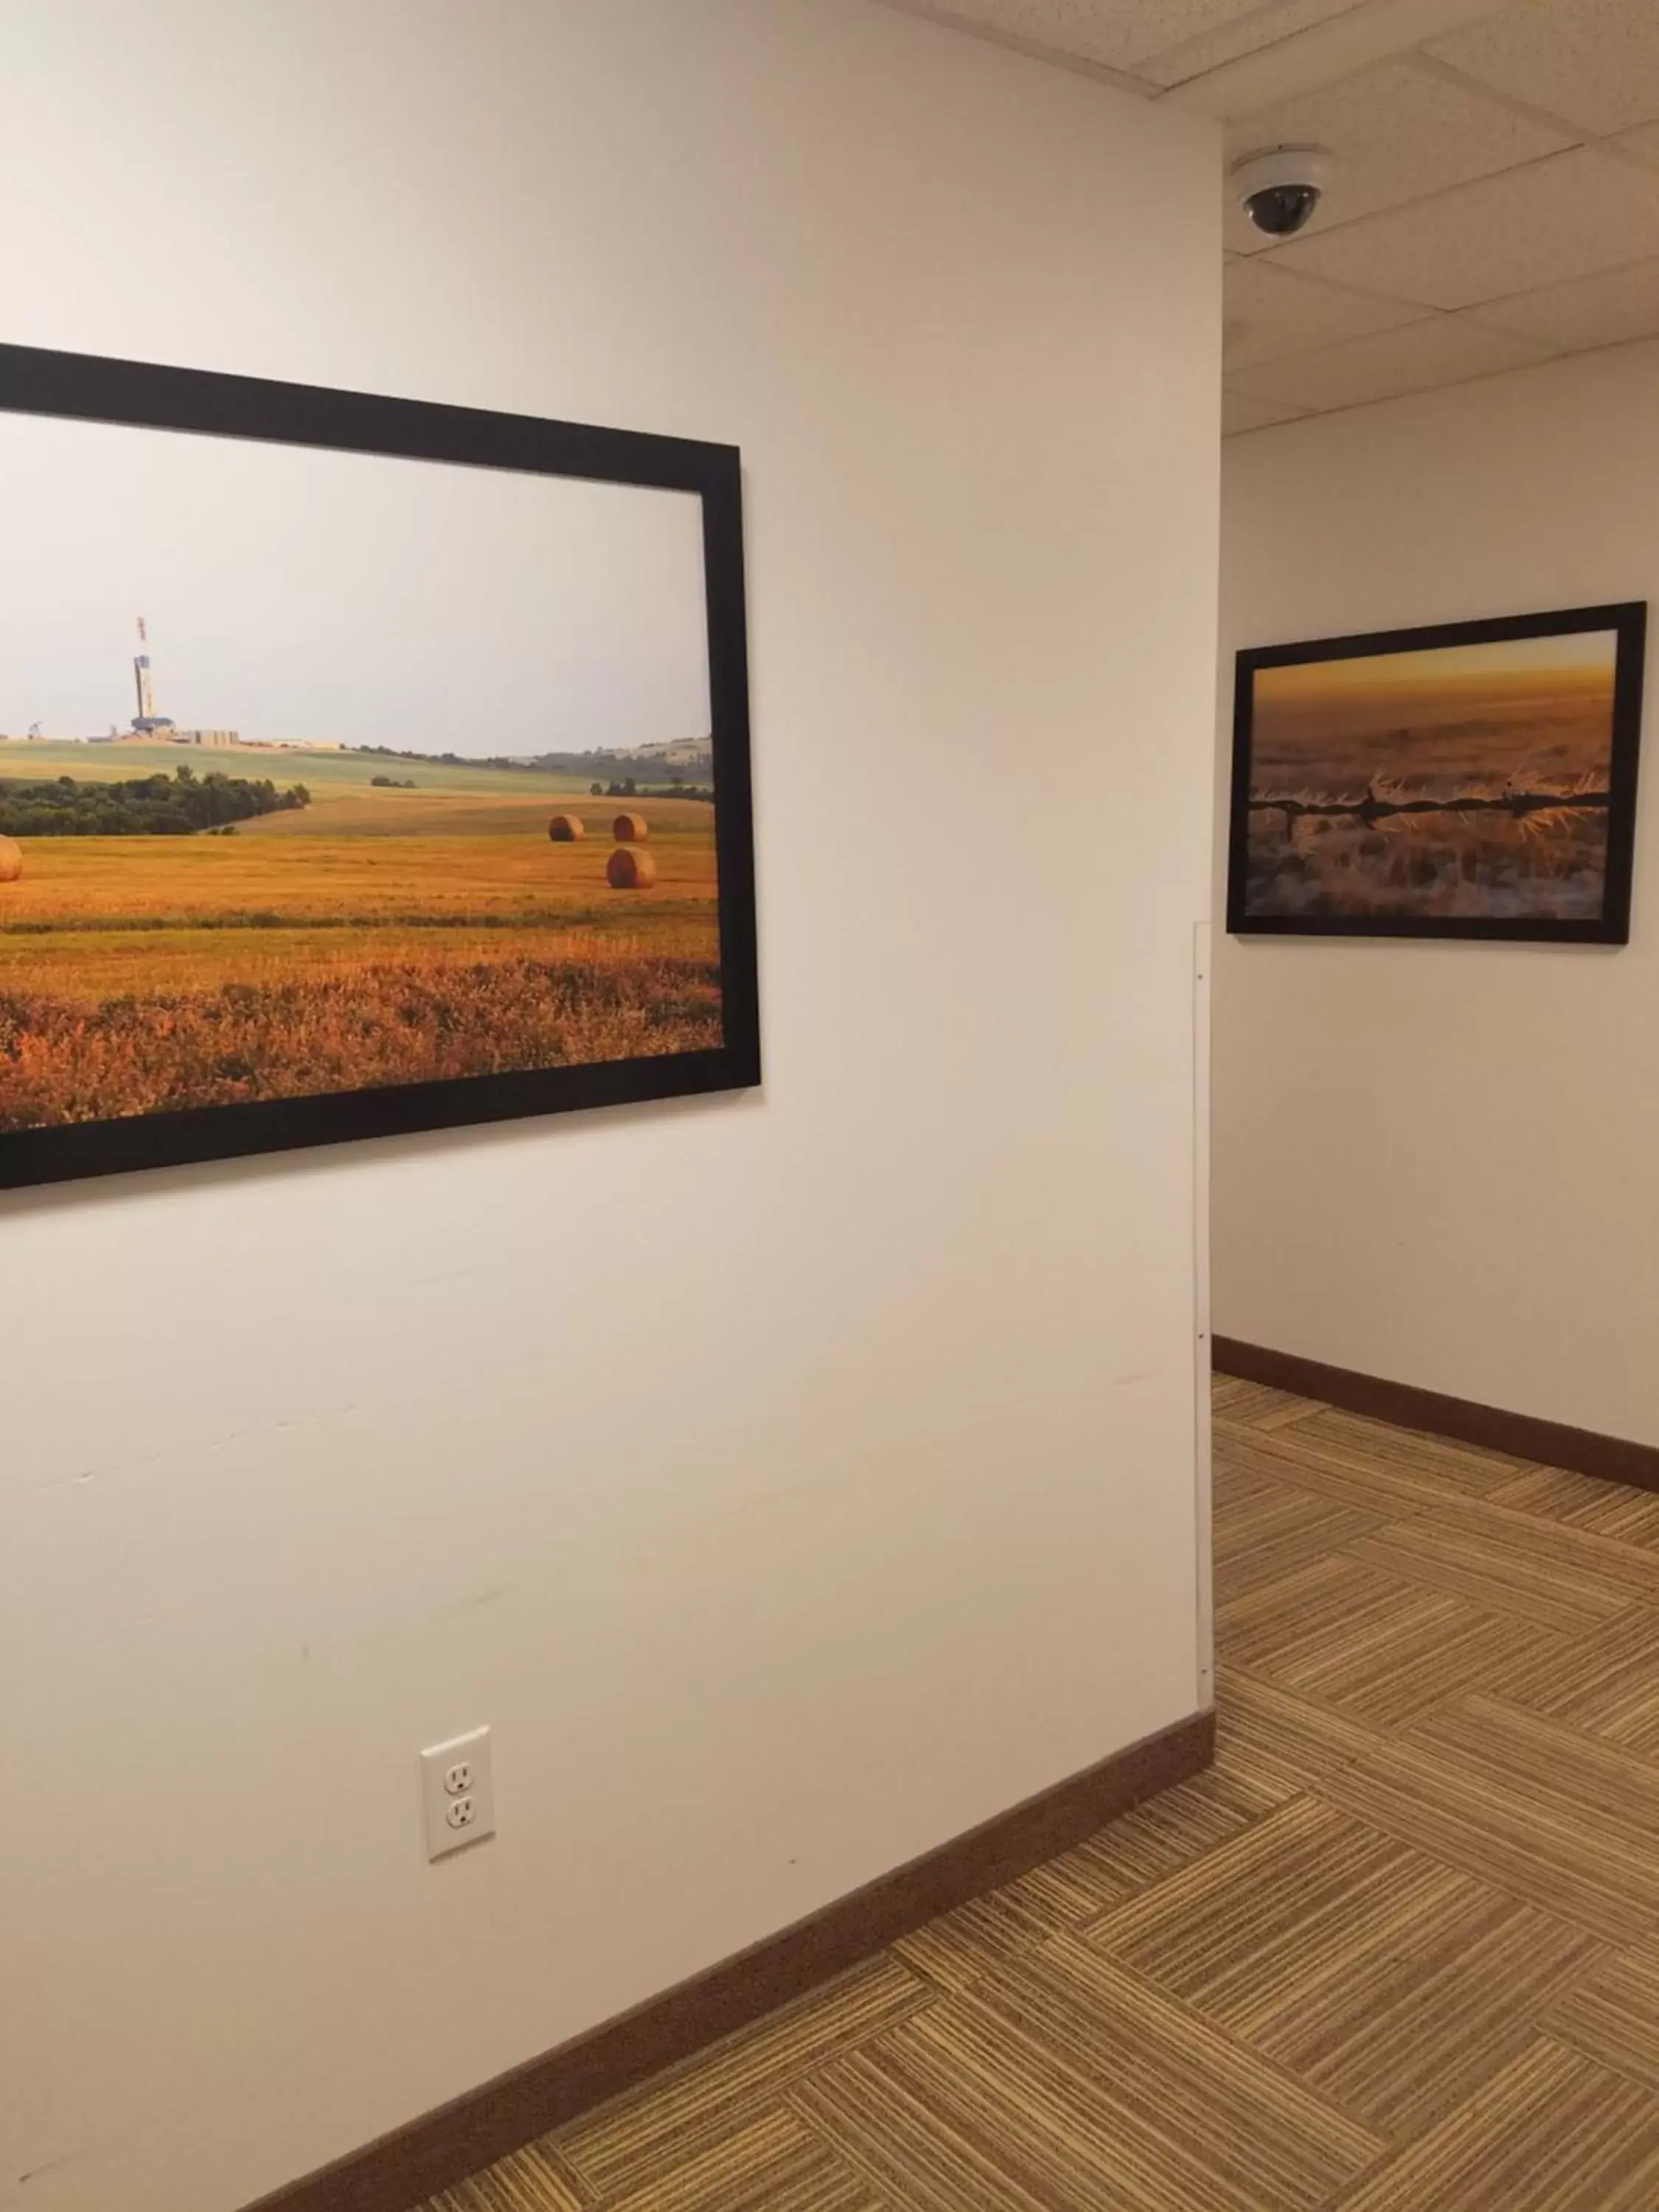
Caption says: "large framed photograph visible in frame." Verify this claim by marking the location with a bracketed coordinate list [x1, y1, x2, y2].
[0, 345, 758, 1190]
[1227, 602, 1646, 944]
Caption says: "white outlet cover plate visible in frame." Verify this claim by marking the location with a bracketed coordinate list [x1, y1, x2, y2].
[420, 1726, 495, 1861]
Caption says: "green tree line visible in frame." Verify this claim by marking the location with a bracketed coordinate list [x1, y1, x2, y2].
[0, 766, 311, 838]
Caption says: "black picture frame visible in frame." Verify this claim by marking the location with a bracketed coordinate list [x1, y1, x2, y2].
[1226, 600, 1647, 945]
[0, 344, 760, 1192]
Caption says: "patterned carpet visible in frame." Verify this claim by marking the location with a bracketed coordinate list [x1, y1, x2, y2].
[420, 1379, 1659, 2211]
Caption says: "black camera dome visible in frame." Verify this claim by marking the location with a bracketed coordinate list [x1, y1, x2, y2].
[1243, 182, 1321, 237]
[1231, 148, 1332, 241]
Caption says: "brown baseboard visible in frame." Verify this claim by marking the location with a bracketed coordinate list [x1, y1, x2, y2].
[246, 1706, 1213, 2212]
[1213, 1335, 1659, 1495]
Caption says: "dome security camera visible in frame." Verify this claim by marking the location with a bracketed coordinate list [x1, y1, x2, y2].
[1231, 146, 1332, 239]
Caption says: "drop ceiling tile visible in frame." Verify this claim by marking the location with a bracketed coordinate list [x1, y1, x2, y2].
[1224, 313, 1556, 408]
[1430, 0, 1659, 137]
[1267, 146, 1659, 307]
[1222, 58, 1574, 253]
[1223, 389, 1312, 434]
[1467, 255, 1659, 348]
[1165, 0, 1521, 119]
[1224, 258, 1431, 365]
[1136, 0, 1371, 89]
[883, 0, 1293, 74]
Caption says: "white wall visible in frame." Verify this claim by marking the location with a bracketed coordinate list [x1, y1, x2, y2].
[0, 7, 1220, 2208]
[1216, 341, 1659, 1444]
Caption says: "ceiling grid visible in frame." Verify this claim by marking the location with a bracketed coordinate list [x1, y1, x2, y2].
[880, 0, 1659, 428]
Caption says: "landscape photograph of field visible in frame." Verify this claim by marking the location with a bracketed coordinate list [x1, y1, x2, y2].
[0, 379, 747, 1172]
[1230, 612, 1645, 939]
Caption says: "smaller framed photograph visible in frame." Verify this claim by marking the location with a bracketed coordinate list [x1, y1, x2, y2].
[1226, 601, 1647, 944]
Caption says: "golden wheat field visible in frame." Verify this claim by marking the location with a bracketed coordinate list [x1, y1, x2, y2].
[1243, 641, 1620, 922]
[0, 747, 723, 1128]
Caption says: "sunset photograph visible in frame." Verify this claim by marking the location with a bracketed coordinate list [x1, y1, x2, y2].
[1229, 612, 1645, 940]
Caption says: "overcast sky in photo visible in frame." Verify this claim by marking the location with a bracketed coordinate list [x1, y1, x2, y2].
[0, 411, 712, 756]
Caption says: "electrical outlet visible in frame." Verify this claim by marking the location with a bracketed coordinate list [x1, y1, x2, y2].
[420, 1728, 495, 1860]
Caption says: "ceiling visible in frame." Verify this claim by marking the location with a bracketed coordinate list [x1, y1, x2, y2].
[880, 0, 1659, 433]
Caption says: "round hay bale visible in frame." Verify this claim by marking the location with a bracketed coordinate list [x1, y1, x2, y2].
[612, 812, 649, 843]
[607, 845, 658, 891]
[0, 835, 21, 885]
[547, 813, 586, 842]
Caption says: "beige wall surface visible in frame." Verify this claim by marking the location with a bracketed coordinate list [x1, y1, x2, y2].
[1216, 339, 1659, 1443]
[0, 6, 1220, 2207]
